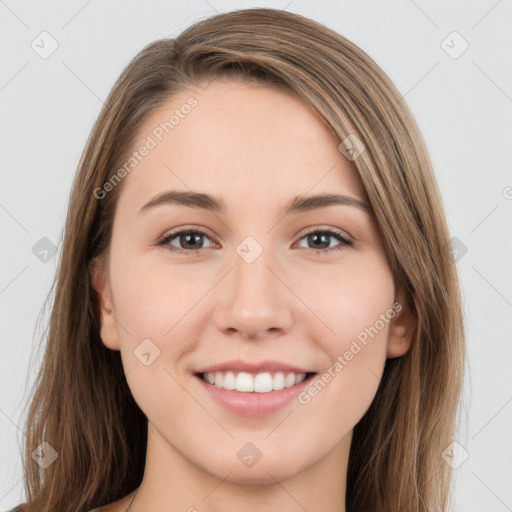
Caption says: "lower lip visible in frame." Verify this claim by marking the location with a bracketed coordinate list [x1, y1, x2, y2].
[195, 374, 315, 416]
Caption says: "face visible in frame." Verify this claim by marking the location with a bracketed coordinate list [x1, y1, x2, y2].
[92, 78, 413, 486]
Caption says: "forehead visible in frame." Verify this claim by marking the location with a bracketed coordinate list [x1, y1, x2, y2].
[117, 79, 365, 214]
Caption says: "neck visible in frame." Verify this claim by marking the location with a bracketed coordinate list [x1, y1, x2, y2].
[128, 422, 350, 512]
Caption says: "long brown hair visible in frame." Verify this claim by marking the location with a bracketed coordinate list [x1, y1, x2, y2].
[15, 7, 465, 511]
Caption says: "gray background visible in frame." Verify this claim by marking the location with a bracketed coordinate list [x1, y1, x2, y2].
[1, 1, 511, 510]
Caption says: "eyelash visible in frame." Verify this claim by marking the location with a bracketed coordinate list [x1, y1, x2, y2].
[156, 226, 353, 256]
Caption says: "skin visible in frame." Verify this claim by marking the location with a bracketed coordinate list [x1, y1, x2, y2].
[90, 78, 415, 512]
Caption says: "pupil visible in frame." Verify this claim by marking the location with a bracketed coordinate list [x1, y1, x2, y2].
[182, 233, 202, 249]
[310, 233, 329, 249]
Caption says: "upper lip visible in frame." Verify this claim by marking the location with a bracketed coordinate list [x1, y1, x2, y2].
[194, 359, 316, 375]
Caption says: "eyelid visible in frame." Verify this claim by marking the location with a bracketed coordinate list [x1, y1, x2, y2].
[298, 225, 352, 242]
[156, 225, 216, 247]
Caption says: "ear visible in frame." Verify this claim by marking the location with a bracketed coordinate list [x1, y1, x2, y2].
[89, 256, 121, 351]
[386, 289, 416, 359]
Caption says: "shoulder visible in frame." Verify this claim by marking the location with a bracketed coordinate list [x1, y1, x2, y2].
[5, 508, 108, 512]
[5, 491, 135, 512]
[4, 504, 118, 512]
[88, 495, 132, 512]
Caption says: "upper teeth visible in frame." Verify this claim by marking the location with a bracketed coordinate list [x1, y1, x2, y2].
[202, 371, 307, 393]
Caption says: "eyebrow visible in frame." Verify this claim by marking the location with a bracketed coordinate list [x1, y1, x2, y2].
[139, 190, 370, 216]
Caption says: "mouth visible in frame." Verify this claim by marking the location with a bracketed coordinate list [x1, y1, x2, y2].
[192, 359, 319, 415]
[194, 371, 318, 393]
[193, 369, 318, 416]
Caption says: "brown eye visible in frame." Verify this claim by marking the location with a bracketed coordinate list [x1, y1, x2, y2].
[158, 228, 214, 255]
[296, 228, 353, 254]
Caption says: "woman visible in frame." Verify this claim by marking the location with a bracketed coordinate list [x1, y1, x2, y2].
[11, 7, 465, 512]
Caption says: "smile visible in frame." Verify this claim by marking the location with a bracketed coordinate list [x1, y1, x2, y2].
[194, 370, 318, 416]
[197, 370, 315, 393]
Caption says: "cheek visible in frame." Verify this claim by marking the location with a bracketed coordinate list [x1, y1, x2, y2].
[110, 253, 201, 339]
[295, 276, 394, 443]
[109, 255, 214, 400]
[298, 255, 395, 398]
[297, 253, 395, 341]
[110, 260, 196, 416]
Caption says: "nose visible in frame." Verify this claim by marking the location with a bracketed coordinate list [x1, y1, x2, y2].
[213, 242, 294, 341]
